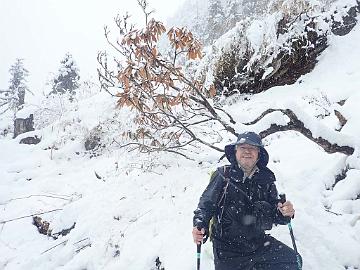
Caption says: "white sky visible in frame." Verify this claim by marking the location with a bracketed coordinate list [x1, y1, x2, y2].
[0, 0, 185, 97]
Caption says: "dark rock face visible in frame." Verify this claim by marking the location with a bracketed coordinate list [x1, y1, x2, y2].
[215, 19, 328, 96]
[332, 5, 360, 36]
[13, 114, 35, 138]
[84, 135, 101, 151]
[214, 19, 329, 96]
[13, 113, 41, 144]
[213, 2, 360, 97]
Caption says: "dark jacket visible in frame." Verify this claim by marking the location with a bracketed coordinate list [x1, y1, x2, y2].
[193, 144, 289, 253]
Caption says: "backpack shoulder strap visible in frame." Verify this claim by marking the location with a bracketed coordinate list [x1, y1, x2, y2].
[223, 165, 230, 179]
[217, 165, 230, 206]
[208, 165, 230, 241]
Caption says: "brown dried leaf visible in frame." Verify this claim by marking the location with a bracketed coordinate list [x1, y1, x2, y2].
[151, 47, 157, 56]
[209, 85, 216, 97]
[139, 67, 146, 79]
[123, 77, 130, 91]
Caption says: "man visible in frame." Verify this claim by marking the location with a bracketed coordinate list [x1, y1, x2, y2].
[192, 131, 300, 270]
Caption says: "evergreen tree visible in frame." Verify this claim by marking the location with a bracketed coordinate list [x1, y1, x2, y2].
[193, 13, 206, 43]
[50, 53, 80, 96]
[0, 58, 29, 115]
[225, 0, 243, 29]
[242, 0, 268, 17]
[205, 0, 225, 44]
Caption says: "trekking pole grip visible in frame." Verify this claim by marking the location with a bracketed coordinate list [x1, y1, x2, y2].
[279, 193, 286, 204]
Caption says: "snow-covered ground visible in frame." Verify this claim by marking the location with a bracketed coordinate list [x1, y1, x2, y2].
[1, 14, 360, 270]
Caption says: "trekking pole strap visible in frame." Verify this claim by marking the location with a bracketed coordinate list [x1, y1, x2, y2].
[288, 223, 298, 253]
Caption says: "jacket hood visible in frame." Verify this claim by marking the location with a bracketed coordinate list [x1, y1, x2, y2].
[224, 132, 269, 167]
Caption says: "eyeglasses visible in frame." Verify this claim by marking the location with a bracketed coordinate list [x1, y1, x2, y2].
[237, 145, 259, 152]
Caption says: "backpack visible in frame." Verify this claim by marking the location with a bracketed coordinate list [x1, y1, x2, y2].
[208, 165, 230, 241]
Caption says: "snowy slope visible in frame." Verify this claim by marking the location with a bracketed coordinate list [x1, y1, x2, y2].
[1, 13, 360, 270]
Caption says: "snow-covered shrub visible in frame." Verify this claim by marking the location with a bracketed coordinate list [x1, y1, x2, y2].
[0, 111, 13, 138]
[34, 80, 99, 130]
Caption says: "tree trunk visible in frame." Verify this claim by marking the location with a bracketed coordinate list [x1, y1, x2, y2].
[13, 114, 35, 138]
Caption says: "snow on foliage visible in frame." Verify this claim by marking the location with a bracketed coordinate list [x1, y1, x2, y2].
[0, 59, 30, 116]
[195, 0, 357, 94]
[0, 59, 32, 138]
[50, 53, 81, 97]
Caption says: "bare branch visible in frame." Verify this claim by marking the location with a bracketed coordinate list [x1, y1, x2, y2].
[112, 139, 194, 160]
[41, 240, 68, 254]
[0, 194, 73, 206]
[0, 209, 63, 225]
[214, 106, 237, 124]
[137, 0, 154, 25]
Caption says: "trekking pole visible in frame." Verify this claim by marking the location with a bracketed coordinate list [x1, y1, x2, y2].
[196, 243, 201, 270]
[279, 193, 302, 270]
[196, 226, 206, 270]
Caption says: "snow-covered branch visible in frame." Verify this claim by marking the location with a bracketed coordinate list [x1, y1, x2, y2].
[244, 108, 354, 155]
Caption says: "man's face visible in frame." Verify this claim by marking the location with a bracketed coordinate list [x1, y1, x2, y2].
[235, 143, 259, 170]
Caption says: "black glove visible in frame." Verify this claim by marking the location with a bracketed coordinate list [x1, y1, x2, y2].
[193, 222, 209, 244]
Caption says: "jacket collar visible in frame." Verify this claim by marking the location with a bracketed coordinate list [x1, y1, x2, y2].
[229, 163, 275, 184]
